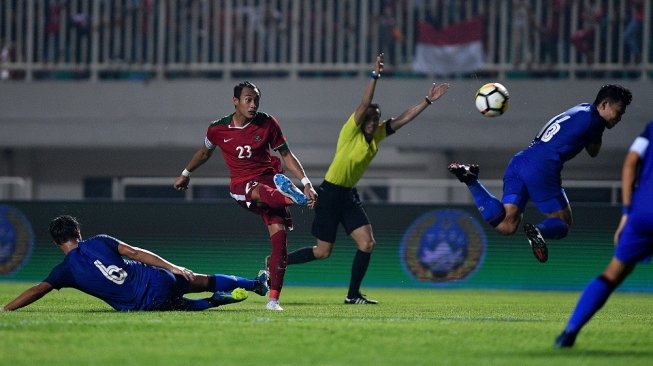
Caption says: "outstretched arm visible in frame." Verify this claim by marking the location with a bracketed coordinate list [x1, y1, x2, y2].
[388, 82, 450, 132]
[174, 144, 214, 191]
[354, 53, 384, 126]
[117, 242, 195, 281]
[3, 282, 54, 311]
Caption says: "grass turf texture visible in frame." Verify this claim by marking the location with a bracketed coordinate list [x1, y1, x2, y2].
[1, 283, 651, 366]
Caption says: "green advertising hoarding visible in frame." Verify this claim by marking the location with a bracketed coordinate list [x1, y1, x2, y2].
[1, 201, 650, 291]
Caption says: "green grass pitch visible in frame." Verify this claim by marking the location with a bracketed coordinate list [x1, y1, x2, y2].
[1, 283, 651, 366]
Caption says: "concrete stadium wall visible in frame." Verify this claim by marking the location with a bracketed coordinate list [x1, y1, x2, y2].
[1, 78, 649, 199]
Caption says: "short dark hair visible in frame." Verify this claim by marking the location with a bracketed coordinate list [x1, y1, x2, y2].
[234, 81, 260, 99]
[363, 103, 381, 121]
[593, 84, 632, 107]
[49, 215, 80, 245]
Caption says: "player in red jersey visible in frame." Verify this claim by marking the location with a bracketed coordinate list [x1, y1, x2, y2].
[174, 81, 317, 311]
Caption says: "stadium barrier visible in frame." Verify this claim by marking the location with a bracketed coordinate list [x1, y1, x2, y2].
[1, 201, 651, 292]
[0, 176, 622, 205]
[1, 0, 651, 81]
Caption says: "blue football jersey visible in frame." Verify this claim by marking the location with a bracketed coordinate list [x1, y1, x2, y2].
[630, 122, 653, 213]
[524, 103, 605, 163]
[44, 235, 165, 311]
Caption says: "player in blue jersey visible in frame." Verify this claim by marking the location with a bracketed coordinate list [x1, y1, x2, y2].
[555, 120, 653, 348]
[2, 215, 269, 311]
[449, 84, 632, 263]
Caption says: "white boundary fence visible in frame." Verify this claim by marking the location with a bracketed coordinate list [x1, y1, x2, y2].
[1, 0, 651, 81]
[0, 175, 621, 204]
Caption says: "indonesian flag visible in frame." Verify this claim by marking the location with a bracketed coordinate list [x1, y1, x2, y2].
[412, 16, 485, 75]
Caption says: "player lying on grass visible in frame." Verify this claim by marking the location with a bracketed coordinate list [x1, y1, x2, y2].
[449, 84, 632, 263]
[2, 215, 268, 311]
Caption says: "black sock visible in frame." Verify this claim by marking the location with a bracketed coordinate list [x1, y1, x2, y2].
[348, 250, 371, 298]
[287, 247, 316, 265]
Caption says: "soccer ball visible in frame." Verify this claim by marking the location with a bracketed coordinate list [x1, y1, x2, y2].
[474, 82, 509, 117]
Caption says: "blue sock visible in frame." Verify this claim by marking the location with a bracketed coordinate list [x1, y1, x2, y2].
[174, 298, 213, 311]
[467, 181, 505, 227]
[565, 276, 615, 333]
[213, 274, 256, 292]
[537, 218, 569, 239]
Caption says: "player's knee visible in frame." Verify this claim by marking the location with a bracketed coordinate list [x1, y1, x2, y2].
[496, 222, 518, 235]
[542, 217, 570, 239]
[313, 247, 332, 259]
[598, 273, 621, 288]
[357, 240, 375, 253]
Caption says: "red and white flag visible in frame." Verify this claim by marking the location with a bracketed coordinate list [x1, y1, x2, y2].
[412, 16, 485, 75]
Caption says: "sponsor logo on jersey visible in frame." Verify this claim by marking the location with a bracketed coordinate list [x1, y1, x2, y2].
[0, 205, 34, 275]
[400, 209, 485, 283]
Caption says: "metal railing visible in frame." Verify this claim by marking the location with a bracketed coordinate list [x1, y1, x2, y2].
[106, 176, 622, 205]
[0, 0, 651, 81]
[0, 174, 621, 204]
[0, 177, 33, 200]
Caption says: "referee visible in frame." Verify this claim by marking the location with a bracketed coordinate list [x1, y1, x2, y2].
[285, 53, 450, 304]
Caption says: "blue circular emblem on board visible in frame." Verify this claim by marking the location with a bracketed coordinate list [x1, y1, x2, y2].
[0, 205, 34, 275]
[400, 209, 486, 283]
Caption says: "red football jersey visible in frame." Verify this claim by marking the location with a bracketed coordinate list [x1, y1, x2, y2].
[205, 112, 287, 185]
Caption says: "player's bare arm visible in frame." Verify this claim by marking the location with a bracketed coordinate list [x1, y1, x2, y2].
[174, 145, 214, 191]
[354, 53, 384, 126]
[620, 151, 640, 208]
[3, 282, 53, 311]
[389, 82, 450, 132]
[118, 243, 195, 281]
[278, 148, 318, 208]
[614, 150, 640, 244]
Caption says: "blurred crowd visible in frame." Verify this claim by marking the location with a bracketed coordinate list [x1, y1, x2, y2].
[0, 0, 648, 80]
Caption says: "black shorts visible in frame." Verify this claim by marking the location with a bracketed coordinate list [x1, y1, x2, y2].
[311, 180, 370, 243]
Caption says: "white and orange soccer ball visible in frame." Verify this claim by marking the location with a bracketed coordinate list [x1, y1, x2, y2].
[474, 82, 509, 117]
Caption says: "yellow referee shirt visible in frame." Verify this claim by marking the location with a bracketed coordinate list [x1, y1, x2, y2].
[324, 112, 390, 188]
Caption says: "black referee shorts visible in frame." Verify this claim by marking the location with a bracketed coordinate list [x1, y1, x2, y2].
[311, 180, 370, 243]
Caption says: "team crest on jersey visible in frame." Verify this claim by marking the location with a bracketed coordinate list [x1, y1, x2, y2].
[0, 205, 34, 275]
[254, 135, 262, 142]
[400, 209, 485, 283]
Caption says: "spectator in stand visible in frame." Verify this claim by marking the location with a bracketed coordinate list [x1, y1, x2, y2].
[570, 0, 606, 65]
[624, 0, 644, 64]
[379, 1, 403, 65]
[1, 38, 14, 81]
[534, 0, 568, 76]
[511, 0, 533, 70]
[44, 0, 64, 63]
